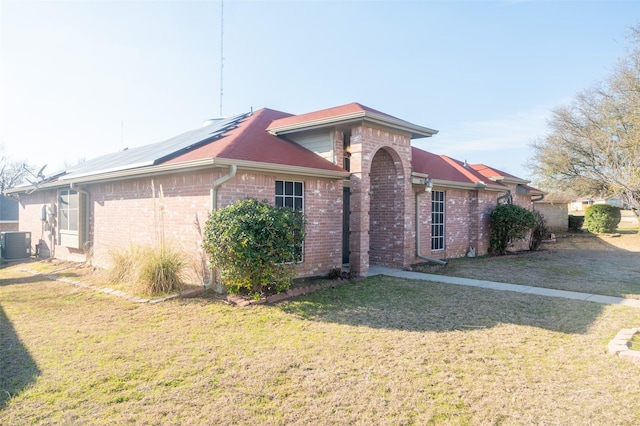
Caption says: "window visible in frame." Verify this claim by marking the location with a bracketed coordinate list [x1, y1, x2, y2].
[59, 189, 79, 232]
[275, 180, 304, 262]
[275, 180, 303, 210]
[58, 188, 86, 249]
[431, 190, 445, 251]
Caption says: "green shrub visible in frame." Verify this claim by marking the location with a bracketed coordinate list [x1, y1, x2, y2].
[489, 203, 536, 255]
[202, 198, 306, 296]
[529, 210, 548, 251]
[584, 204, 621, 233]
[568, 215, 584, 232]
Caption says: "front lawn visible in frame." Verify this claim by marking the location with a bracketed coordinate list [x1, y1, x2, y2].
[431, 232, 640, 299]
[2, 265, 640, 424]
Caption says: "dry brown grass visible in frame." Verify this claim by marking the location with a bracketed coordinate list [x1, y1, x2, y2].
[2, 236, 640, 424]
[426, 232, 640, 299]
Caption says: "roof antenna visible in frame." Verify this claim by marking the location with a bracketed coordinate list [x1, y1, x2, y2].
[219, 0, 224, 117]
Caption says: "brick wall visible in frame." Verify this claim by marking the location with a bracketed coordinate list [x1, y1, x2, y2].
[535, 203, 568, 232]
[369, 148, 405, 267]
[17, 191, 58, 259]
[346, 124, 414, 275]
[0, 222, 18, 233]
[509, 184, 535, 251]
[16, 168, 343, 282]
[414, 186, 520, 262]
[476, 190, 497, 255]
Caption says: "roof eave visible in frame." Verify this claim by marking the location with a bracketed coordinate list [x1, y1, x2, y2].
[489, 175, 530, 185]
[6, 158, 349, 193]
[517, 185, 546, 196]
[429, 178, 506, 192]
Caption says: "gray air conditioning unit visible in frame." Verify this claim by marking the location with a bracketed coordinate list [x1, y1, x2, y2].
[1, 231, 32, 260]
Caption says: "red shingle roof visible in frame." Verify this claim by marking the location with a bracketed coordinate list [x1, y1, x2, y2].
[164, 108, 346, 172]
[411, 147, 504, 188]
[411, 147, 543, 193]
[267, 102, 437, 139]
[470, 164, 527, 183]
[267, 102, 399, 129]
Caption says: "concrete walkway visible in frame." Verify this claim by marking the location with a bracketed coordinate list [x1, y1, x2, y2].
[368, 266, 640, 309]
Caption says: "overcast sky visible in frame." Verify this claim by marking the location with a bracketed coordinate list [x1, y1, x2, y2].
[1, 0, 639, 181]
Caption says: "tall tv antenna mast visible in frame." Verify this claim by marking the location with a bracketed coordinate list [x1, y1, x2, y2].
[219, 0, 224, 117]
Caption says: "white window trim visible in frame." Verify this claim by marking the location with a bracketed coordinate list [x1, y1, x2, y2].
[58, 188, 87, 250]
[431, 190, 445, 251]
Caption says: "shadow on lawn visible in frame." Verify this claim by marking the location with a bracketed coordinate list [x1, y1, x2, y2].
[279, 275, 604, 335]
[0, 274, 61, 287]
[282, 234, 640, 334]
[0, 305, 41, 409]
[279, 233, 640, 334]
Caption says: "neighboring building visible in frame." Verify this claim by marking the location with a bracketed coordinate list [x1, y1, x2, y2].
[534, 193, 570, 232]
[0, 194, 19, 233]
[570, 196, 626, 212]
[6, 103, 543, 282]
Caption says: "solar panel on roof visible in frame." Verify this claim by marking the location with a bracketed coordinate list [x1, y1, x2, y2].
[58, 112, 250, 181]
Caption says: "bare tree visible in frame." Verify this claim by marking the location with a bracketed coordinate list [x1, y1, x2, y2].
[0, 155, 33, 193]
[530, 25, 640, 226]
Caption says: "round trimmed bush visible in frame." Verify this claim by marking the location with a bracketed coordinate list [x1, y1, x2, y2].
[584, 204, 621, 233]
[203, 198, 306, 295]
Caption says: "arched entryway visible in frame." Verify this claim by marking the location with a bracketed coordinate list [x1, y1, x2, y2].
[369, 147, 406, 268]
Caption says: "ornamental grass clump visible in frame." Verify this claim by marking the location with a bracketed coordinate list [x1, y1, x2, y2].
[203, 198, 306, 296]
[106, 244, 187, 296]
[137, 246, 186, 295]
[105, 244, 145, 285]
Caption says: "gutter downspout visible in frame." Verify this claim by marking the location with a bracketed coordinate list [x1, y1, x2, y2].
[497, 190, 512, 204]
[207, 165, 237, 291]
[210, 164, 237, 211]
[415, 184, 448, 266]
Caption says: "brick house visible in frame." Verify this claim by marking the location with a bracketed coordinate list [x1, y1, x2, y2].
[6, 103, 542, 282]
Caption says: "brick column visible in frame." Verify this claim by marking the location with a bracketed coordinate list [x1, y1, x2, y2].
[348, 132, 370, 277]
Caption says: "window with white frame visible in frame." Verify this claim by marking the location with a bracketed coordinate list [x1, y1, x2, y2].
[431, 190, 445, 251]
[58, 188, 86, 250]
[275, 180, 304, 262]
[275, 180, 303, 210]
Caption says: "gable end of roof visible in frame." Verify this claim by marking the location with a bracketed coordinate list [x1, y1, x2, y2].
[267, 102, 438, 139]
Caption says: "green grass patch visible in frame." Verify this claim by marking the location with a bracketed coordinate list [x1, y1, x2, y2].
[3, 265, 640, 424]
[630, 333, 640, 350]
